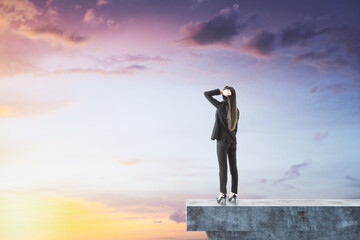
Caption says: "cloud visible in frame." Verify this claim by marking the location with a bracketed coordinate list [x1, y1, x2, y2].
[345, 176, 360, 188]
[83, 8, 104, 24]
[169, 209, 185, 223]
[0, 13, 8, 32]
[125, 54, 172, 62]
[279, 21, 332, 47]
[313, 132, 328, 141]
[1, 0, 87, 48]
[16, 24, 87, 47]
[83, 8, 95, 22]
[92, 55, 170, 70]
[0, 0, 41, 26]
[106, 18, 119, 30]
[241, 20, 332, 58]
[293, 47, 352, 72]
[329, 24, 360, 68]
[273, 160, 312, 185]
[45, 0, 58, 24]
[179, 4, 254, 46]
[240, 19, 360, 74]
[51, 64, 146, 76]
[190, 0, 208, 9]
[97, 0, 110, 6]
[310, 83, 351, 95]
[295, 47, 337, 61]
[242, 30, 276, 58]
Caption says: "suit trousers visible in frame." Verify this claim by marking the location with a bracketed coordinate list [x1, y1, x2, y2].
[216, 139, 238, 194]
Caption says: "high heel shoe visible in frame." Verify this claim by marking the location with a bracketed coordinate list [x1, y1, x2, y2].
[216, 194, 226, 205]
[228, 193, 236, 203]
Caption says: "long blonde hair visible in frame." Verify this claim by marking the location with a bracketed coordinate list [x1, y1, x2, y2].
[222, 86, 238, 131]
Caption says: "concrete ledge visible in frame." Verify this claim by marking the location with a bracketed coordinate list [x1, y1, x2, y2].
[186, 199, 360, 240]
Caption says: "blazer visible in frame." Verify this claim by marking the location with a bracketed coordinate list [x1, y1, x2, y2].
[204, 88, 239, 143]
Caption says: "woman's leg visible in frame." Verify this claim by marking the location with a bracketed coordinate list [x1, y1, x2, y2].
[217, 140, 229, 194]
[228, 142, 238, 194]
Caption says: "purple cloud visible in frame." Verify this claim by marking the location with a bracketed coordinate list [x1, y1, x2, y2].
[330, 24, 360, 67]
[241, 19, 360, 73]
[242, 30, 276, 57]
[242, 20, 332, 58]
[273, 160, 312, 185]
[180, 4, 256, 46]
[279, 21, 332, 47]
[125, 54, 172, 62]
[169, 209, 185, 223]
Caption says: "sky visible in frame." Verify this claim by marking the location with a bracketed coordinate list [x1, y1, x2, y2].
[0, 0, 360, 239]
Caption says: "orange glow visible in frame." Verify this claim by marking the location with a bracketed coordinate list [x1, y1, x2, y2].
[0, 192, 203, 240]
[0, 105, 18, 117]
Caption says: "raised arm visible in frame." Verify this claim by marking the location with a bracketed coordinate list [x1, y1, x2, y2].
[204, 88, 222, 109]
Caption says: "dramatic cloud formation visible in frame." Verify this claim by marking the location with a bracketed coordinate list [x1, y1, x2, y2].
[242, 19, 360, 72]
[241, 20, 332, 58]
[179, 4, 254, 46]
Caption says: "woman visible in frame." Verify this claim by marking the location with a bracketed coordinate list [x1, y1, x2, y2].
[204, 86, 239, 205]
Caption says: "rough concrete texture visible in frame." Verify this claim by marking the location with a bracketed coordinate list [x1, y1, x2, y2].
[186, 199, 360, 240]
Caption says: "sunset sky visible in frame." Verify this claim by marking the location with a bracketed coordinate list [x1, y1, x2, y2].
[1, 0, 360, 239]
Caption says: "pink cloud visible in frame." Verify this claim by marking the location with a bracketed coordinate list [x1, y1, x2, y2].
[83, 8, 104, 25]
[97, 0, 111, 6]
[313, 132, 328, 141]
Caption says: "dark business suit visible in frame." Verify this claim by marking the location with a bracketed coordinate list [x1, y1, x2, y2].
[204, 88, 239, 194]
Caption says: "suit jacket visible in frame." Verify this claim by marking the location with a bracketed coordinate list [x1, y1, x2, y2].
[204, 88, 239, 143]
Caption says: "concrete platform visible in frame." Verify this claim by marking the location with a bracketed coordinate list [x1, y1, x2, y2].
[186, 199, 360, 240]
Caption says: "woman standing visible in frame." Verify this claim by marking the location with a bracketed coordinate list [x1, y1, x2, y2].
[204, 86, 239, 205]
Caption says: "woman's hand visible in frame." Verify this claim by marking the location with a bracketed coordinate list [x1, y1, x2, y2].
[222, 89, 232, 97]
